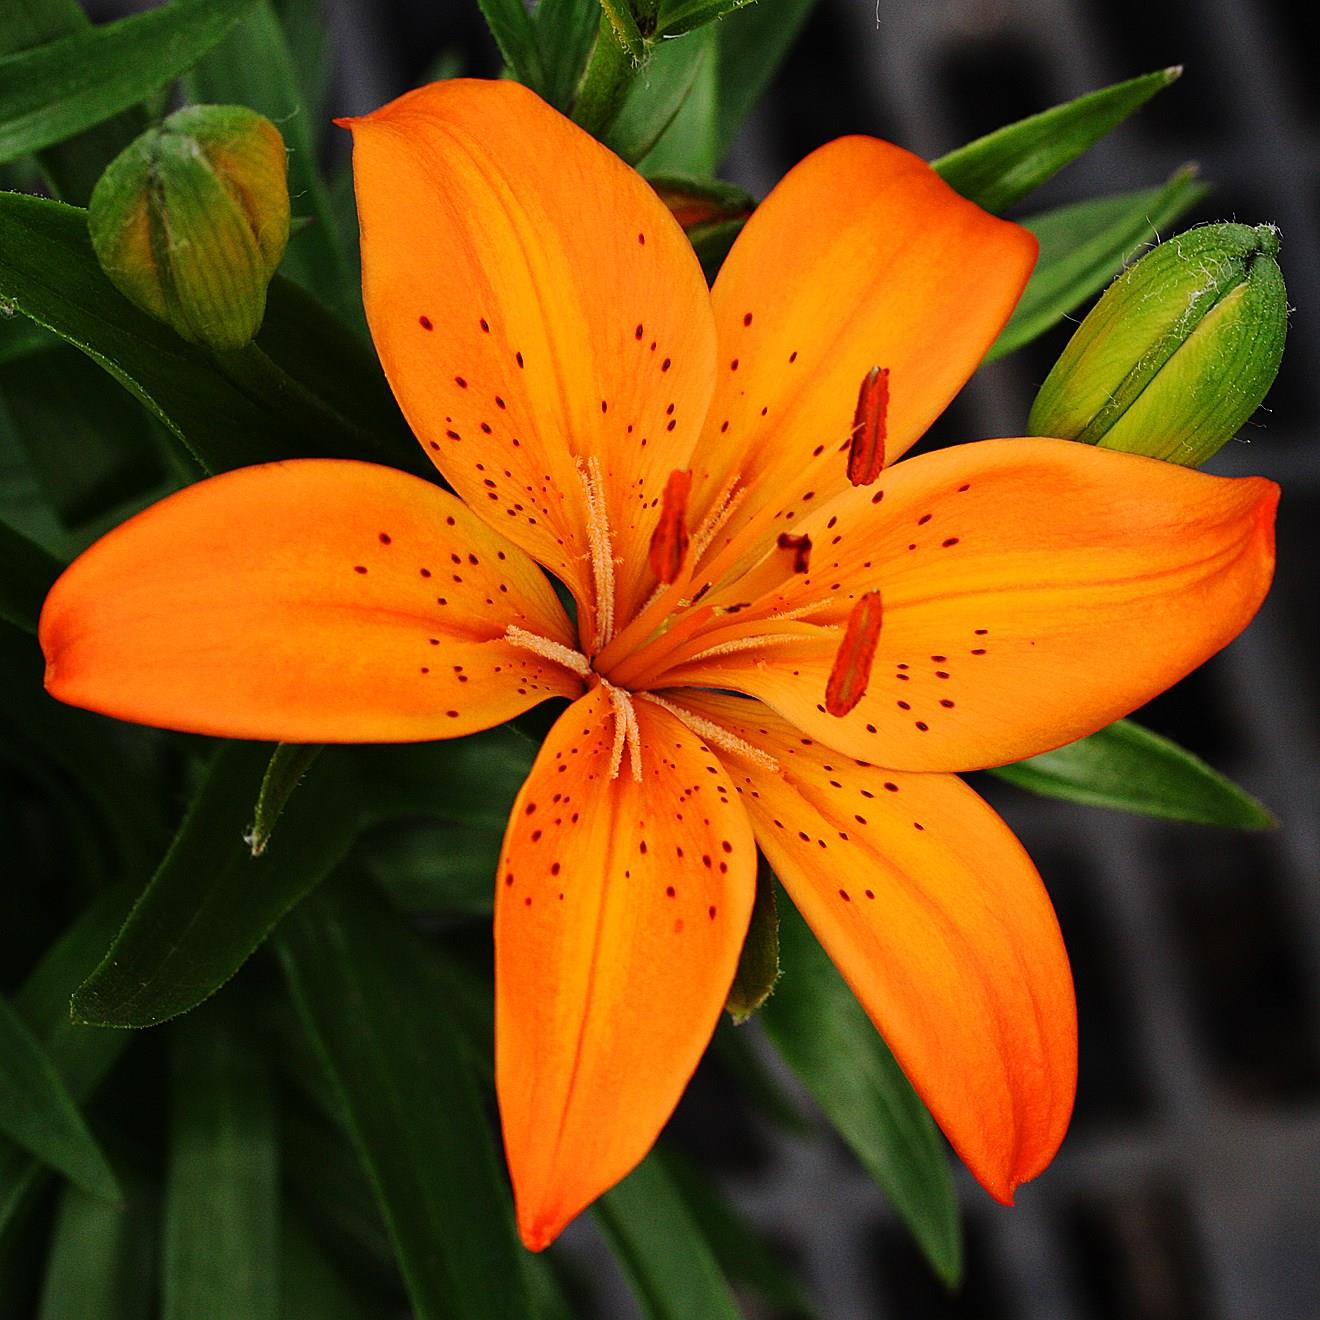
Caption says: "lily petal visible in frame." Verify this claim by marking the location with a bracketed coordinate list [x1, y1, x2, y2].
[348, 79, 717, 635]
[689, 137, 1036, 584]
[677, 692, 1076, 1202]
[662, 439, 1278, 771]
[496, 685, 756, 1250]
[40, 460, 580, 741]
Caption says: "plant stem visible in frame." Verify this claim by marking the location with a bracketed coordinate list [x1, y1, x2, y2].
[573, 11, 648, 142]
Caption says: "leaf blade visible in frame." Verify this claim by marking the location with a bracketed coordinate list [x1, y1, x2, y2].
[989, 718, 1275, 828]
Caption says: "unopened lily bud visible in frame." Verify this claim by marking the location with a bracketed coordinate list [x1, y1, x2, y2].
[89, 105, 290, 353]
[1029, 222, 1287, 466]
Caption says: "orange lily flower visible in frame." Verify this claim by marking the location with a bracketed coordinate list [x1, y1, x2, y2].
[39, 80, 1277, 1250]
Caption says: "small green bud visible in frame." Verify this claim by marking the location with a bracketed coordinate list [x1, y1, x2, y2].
[1029, 222, 1287, 466]
[89, 105, 290, 353]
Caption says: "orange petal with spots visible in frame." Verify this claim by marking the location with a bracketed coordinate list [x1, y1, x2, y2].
[677, 692, 1076, 1202]
[40, 460, 580, 741]
[659, 439, 1277, 771]
[347, 79, 717, 636]
[495, 685, 757, 1250]
[688, 137, 1035, 585]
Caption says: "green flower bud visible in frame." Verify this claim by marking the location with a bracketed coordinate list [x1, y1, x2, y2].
[89, 105, 290, 353]
[1028, 222, 1287, 466]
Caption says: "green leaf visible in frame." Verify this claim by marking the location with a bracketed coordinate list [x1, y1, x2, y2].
[594, 1152, 742, 1320]
[0, 520, 60, 634]
[0, 313, 53, 365]
[0, 193, 420, 476]
[0, 0, 257, 166]
[0, 342, 167, 530]
[0, 884, 137, 1235]
[656, 0, 756, 38]
[38, 1169, 156, 1320]
[639, 29, 719, 175]
[608, 30, 713, 165]
[661, 1146, 811, 1312]
[531, 0, 599, 112]
[761, 899, 962, 1286]
[988, 167, 1208, 361]
[276, 877, 528, 1320]
[0, 0, 145, 206]
[280, 1212, 373, 1320]
[185, 0, 356, 318]
[248, 743, 325, 857]
[163, 1011, 279, 1320]
[476, 0, 547, 91]
[71, 742, 363, 1029]
[0, 994, 119, 1202]
[990, 718, 1274, 828]
[932, 67, 1181, 214]
[364, 823, 502, 916]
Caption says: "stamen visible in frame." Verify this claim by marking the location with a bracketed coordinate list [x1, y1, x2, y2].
[686, 632, 824, 664]
[847, 366, 889, 486]
[600, 678, 643, 782]
[648, 469, 692, 584]
[504, 626, 593, 677]
[776, 532, 812, 573]
[825, 590, 883, 716]
[578, 457, 617, 648]
[690, 474, 746, 562]
[639, 693, 779, 771]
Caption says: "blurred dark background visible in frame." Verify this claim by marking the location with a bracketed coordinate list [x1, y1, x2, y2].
[84, 2, 1320, 1316]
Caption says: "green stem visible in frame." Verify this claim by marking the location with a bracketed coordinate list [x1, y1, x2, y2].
[573, 12, 647, 141]
[212, 341, 378, 464]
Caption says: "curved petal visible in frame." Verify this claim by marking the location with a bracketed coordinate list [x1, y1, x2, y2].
[348, 79, 717, 636]
[658, 439, 1278, 771]
[495, 685, 757, 1250]
[40, 460, 580, 741]
[677, 691, 1076, 1201]
[688, 136, 1036, 585]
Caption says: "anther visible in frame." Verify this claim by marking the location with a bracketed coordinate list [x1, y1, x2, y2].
[648, 469, 692, 585]
[825, 590, 883, 716]
[776, 532, 812, 573]
[847, 366, 889, 486]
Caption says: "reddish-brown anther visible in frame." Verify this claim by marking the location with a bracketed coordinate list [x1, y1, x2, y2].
[648, 469, 693, 584]
[847, 366, 890, 486]
[776, 532, 812, 573]
[826, 590, 884, 716]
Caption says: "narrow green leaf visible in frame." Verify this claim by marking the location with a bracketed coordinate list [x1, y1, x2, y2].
[639, 28, 719, 174]
[0, 520, 60, 634]
[276, 878, 528, 1320]
[990, 718, 1274, 828]
[248, 743, 325, 857]
[38, 1169, 156, 1320]
[163, 1011, 279, 1320]
[0, 0, 145, 206]
[0, 194, 420, 476]
[0, 314, 52, 365]
[0, 0, 257, 165]
[0, 884, 137, 1235]
[932, 67, 1181, 214]
[280, 1212, 372, 1320]
[711, 0, 817, 162]
[608, 31, 713, 165]
[656, 0, 756, 38]
[988, 167, 1208, 361]
[71, 742, 363, 1029]
[185, 0, 356, 317]
[594, 1152, 742, 1320]
[532, 0, 599, 111]
[761, 900, 962, 1286]
[0, 994, 119, 1202]
[364, 823, 502, 916]
[661, 1146, 811, 1312]
[476, 0, 547, 90]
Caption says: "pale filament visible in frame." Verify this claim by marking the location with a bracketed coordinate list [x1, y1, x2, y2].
[638, 693, 780, 772]
[504, 625, 592, 678]
[690, 474, 747, 564]
[600, 677, 643, 782]
[578, 456, 616, 650]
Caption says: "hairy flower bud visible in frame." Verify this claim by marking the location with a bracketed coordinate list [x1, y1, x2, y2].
[89, 105, 290, 353]
[1029, 222, 1287, 466]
